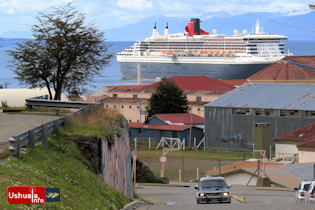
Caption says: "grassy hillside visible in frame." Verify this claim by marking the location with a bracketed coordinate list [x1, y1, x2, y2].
[0, 108, 131, 209]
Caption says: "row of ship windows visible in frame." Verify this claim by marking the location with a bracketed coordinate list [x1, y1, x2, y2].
[232, 108, 315, 118]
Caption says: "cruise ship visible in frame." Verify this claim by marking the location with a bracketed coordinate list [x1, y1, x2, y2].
[117, 18, 289, 80]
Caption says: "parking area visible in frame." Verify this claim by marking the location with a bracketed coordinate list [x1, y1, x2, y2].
[0, 113, 61, 152]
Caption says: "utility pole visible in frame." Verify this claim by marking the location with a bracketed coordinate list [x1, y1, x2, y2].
[189, 102, 193, 149]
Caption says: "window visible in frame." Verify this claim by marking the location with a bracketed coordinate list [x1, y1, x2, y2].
[113, 94, 117, 98]
[196, 97, 202, 102]
[138, 128, 141, 136]
[133, 94, 138, 98]
[172, 131, 177, 138]
[306, 111, 315, 118]
[232, 108, 251, 115]
[137, 120, 139, 122]
[129, 106, 132, 109]
[198, 108, 200, 111]
[129, 120, 131, 122]
[122, 105, 124, 108]
[280, 110, 299, 117]
[255, 109, 274, 116]
[106, 105, 108, 108]
[160, 130, 165, 137]
[114, 105, 116, 108]
[137, 106, 139, 109]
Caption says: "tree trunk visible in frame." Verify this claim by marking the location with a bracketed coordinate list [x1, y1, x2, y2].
[44, 79, 53, 100]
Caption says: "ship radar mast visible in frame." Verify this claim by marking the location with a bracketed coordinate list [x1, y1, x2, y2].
[255, 18, 260, 34]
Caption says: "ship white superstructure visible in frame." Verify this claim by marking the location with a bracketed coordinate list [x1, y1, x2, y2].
[117, 18, 289, 80]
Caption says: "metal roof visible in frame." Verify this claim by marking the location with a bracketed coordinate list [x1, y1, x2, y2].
[205, 83, 315, 110]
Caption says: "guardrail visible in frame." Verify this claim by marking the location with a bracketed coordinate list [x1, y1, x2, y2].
[8, 106, 89, 158]
[25, 98, 102, 109]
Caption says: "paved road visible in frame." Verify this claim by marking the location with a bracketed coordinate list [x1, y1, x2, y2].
[135, 182, 314, 210]
[0, 113, 61, 152]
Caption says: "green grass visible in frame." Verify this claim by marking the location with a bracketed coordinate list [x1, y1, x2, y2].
[0, 106, 25, 111]
[0, 149, 11, 160]
[131, 142, 253, 161]
[0, 125, 131, 209]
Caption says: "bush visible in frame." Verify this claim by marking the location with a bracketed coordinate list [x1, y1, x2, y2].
[1, 100, 9, 108]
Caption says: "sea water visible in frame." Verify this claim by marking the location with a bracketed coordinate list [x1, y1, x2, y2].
[1, 40, 315, 93]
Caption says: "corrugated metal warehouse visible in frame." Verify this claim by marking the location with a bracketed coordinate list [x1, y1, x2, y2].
[204, 83, 315, 152]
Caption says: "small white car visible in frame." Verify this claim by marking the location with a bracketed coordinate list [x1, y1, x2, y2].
[195, 177, 232, 204]
[294, 180, 311, 203]
[305, 181, 315, 203]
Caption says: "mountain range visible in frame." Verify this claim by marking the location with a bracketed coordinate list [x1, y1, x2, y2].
[1, 10, 315, 41]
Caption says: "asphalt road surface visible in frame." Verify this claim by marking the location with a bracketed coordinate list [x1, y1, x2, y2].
[135, 182, 314, 210]
[0, 113, 61, 152]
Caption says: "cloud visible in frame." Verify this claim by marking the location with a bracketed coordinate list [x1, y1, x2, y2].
[116, 0, 152, 11]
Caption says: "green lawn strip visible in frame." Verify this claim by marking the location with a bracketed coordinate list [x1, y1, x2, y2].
[135, 148, 253, 161]
[0, 127, 131, 209]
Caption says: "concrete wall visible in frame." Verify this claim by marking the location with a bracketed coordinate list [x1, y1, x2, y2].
[204, 107, 315, 152]
[105, 102, 205, 123]
[275, 143, 298, 158]
[101, 115, 133, 199]
[299, 151, 315, 164]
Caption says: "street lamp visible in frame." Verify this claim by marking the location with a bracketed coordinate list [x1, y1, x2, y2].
[140, 91, 144, 122]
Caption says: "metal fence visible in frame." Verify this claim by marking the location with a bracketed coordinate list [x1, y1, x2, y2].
[8, 106, 89, 158]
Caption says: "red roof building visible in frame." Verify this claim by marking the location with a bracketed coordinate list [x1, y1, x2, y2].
[145, 76, 235, 91]
[153, 113, 204, 125]
[247, 56, 315, 83]
[274, 121, 315, 163]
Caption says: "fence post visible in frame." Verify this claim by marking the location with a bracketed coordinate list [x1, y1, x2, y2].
[194, 137, 196, 148]
[197, 168, 199, 181]
[28, 129, 36, 149]
[149, 137, 151, 149]
[41, 124, 48, 147]
[183, 138, 185, 151]
[53, 120, 60, 133]
[179, 169, 181, 182]
[135, 138, 137, 150]
[203, 138, 205, 150]
[64, 115, 69, 127]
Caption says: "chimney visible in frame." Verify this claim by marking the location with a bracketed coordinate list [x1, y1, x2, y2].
[153, 22, 157, 37]
[164, 22, 169, 37]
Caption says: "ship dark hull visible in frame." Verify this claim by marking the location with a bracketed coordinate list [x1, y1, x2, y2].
[118, 62, 271, 80]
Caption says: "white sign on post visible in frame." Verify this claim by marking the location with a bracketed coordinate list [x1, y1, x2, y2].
[159, 155, 167, 163]
[261, 156, 268, 164]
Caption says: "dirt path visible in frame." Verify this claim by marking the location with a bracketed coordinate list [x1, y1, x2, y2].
[137, 157, 238, 181]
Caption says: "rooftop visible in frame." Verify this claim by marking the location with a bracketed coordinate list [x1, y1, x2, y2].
[297, 139, 315, 148]
[205, 82, 315, 110]
[274, 122, 315, 142]
[128, 122, 192, 131]
[247, 56, 315, 82]
[144, 76, 235, 91]
[154, 113, 204, 125]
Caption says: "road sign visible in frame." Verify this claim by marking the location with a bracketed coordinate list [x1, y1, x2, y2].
[132, 149, 137, 155]
[261, 157, 268, 164]
[132, 154, 138, 162]
[159, 155, 167, 163]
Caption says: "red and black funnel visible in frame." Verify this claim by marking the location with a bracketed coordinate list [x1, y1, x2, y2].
[185, 18, 209, 36]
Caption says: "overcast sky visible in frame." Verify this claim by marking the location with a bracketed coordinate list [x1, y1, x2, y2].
[0, 0, 315, 35]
